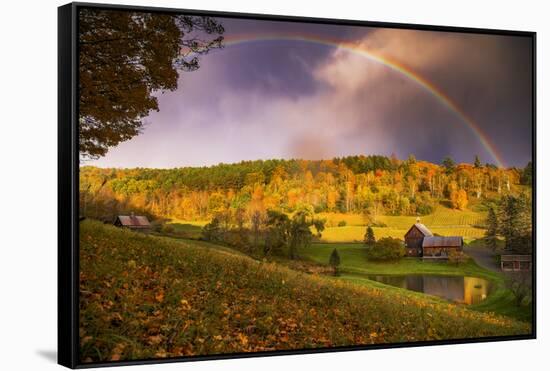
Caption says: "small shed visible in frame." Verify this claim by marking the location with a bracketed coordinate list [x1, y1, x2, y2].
[404, 223, 433, 257]
[422, 236, 463, 259]
[500, 255, 532, 271]
[114, 214, 151, 232]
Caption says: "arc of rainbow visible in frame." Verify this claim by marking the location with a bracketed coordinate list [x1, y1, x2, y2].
[204, 32, 505, 168]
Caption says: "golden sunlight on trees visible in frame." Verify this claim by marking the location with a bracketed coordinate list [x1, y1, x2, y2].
[450, 189, 468, 210]
[80, 156, 530, 232]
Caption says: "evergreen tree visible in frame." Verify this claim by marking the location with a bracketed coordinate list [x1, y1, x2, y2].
[442, 156, 456, 174]
[202, 217, 223, 242]
[329, 248, 341, 276]
[497, 194, 532, 253]
[474, 155, 482, 168]
[485, 207, 498, 251]
[364, 226, 376, 246]
[520, 161, 533, 185]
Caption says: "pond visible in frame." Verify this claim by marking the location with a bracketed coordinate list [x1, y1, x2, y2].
[366, 274, 493, 305]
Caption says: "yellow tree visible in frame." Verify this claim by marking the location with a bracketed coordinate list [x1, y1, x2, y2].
[450, 189, 468, 210]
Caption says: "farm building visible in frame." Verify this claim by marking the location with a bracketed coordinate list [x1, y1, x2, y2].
[404, 222, 463, 259]
[114, 214, 151, 232]
[500, 255, 532, 271]
[422, 236, 463, 259]
[404, 223, 433, 257]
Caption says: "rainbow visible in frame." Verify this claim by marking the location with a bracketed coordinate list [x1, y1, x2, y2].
[214, 33, 505, 168]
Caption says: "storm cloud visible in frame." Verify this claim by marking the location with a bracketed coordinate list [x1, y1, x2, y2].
[89, 18, 532, 169]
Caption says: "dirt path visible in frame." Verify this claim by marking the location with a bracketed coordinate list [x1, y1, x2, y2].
[464, 246, 500, 272]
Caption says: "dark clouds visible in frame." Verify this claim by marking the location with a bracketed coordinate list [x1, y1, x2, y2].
[90, 18, 533, 169]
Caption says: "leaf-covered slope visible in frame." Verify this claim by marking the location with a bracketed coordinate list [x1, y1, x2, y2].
[79, 221, 530, 363]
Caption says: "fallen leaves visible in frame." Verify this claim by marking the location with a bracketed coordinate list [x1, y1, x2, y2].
[155, 290, 165, 303]
[147, 334, 163, 345]
[180, 299, 191, 310]
[79, 221, 532, 363]
[237, 333, 249, 346]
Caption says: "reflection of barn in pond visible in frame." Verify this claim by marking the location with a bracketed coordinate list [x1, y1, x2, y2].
[422, 276, 464, 302]
[405, 275, 424, 292]
[366, 275, 492, 304]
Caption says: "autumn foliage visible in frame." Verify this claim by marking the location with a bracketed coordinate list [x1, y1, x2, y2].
[79, 221, 530, 363]
[79, 156, 527, 227]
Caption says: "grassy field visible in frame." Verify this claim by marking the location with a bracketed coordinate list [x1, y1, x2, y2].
[79, 221, 529, 363]
[317, 206, 487, 243]
[163, 220, 206, 239]
[299, 243, 498, 279]
[298, 242, 531, 322]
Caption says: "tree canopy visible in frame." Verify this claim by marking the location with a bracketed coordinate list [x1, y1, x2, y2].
[79, 9, 224, 158]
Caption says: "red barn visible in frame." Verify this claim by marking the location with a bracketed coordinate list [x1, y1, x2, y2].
[404, 222, 463, 258]
[404, 223, 433, 257]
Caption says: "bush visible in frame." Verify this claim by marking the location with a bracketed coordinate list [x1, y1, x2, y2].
[337, 220, 347, 227]
[447, 249, 468, 266]
[365, 237, 406, 261]
[150, 220, 163, 233]
[161, 224, 174, 234]
[505, 272, 532, 306]
[223, 229, 250, 251]
[202, 217, 224, 242]
[329, 248, 341, 276]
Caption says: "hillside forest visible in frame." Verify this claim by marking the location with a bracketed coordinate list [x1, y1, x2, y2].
[80, 154, 532, 256]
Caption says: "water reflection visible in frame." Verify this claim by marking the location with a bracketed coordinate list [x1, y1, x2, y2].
[366, 275, 492, 304]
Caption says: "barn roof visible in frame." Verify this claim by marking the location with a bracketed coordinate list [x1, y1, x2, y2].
[116, 215, 151, 228]
[501, 255, 532, 262]
[405, 223, 433, 237]
[422, 236, 463, 247]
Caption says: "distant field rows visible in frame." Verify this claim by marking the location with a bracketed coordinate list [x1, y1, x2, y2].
[318, 207, 487, 242]
[320, 226, 485, 243]
[169, 206, 487, 243]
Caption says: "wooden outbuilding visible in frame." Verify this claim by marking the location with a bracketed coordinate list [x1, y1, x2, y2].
[500, 255, 532, 271]
[114, 214, 151, 232]
[422, 236, 463, 259]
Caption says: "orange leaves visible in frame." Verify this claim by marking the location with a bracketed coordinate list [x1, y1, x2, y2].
[110, 354, 121, 361]
[79, 221, 531, 363]
[180, 299, 191, 310]
[110, 312, 123, 326]
[155, 290, 165, 303]
[110, 343, 126, 361]
[154, 350, 168, 358]
[237, 333, 249, 346]
[147, 334, 163, 345]
[80, 336, 93, 346]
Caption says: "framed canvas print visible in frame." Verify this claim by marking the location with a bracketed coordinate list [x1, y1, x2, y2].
[58, 2, 536, 368]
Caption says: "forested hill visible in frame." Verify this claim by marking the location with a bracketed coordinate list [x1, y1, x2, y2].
[80, 155, 532, 221]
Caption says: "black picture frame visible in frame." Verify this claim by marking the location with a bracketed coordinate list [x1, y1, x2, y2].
[58, 2, 537, 369]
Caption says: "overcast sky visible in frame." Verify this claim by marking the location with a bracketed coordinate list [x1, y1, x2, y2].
[88, 17, 533, 169]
